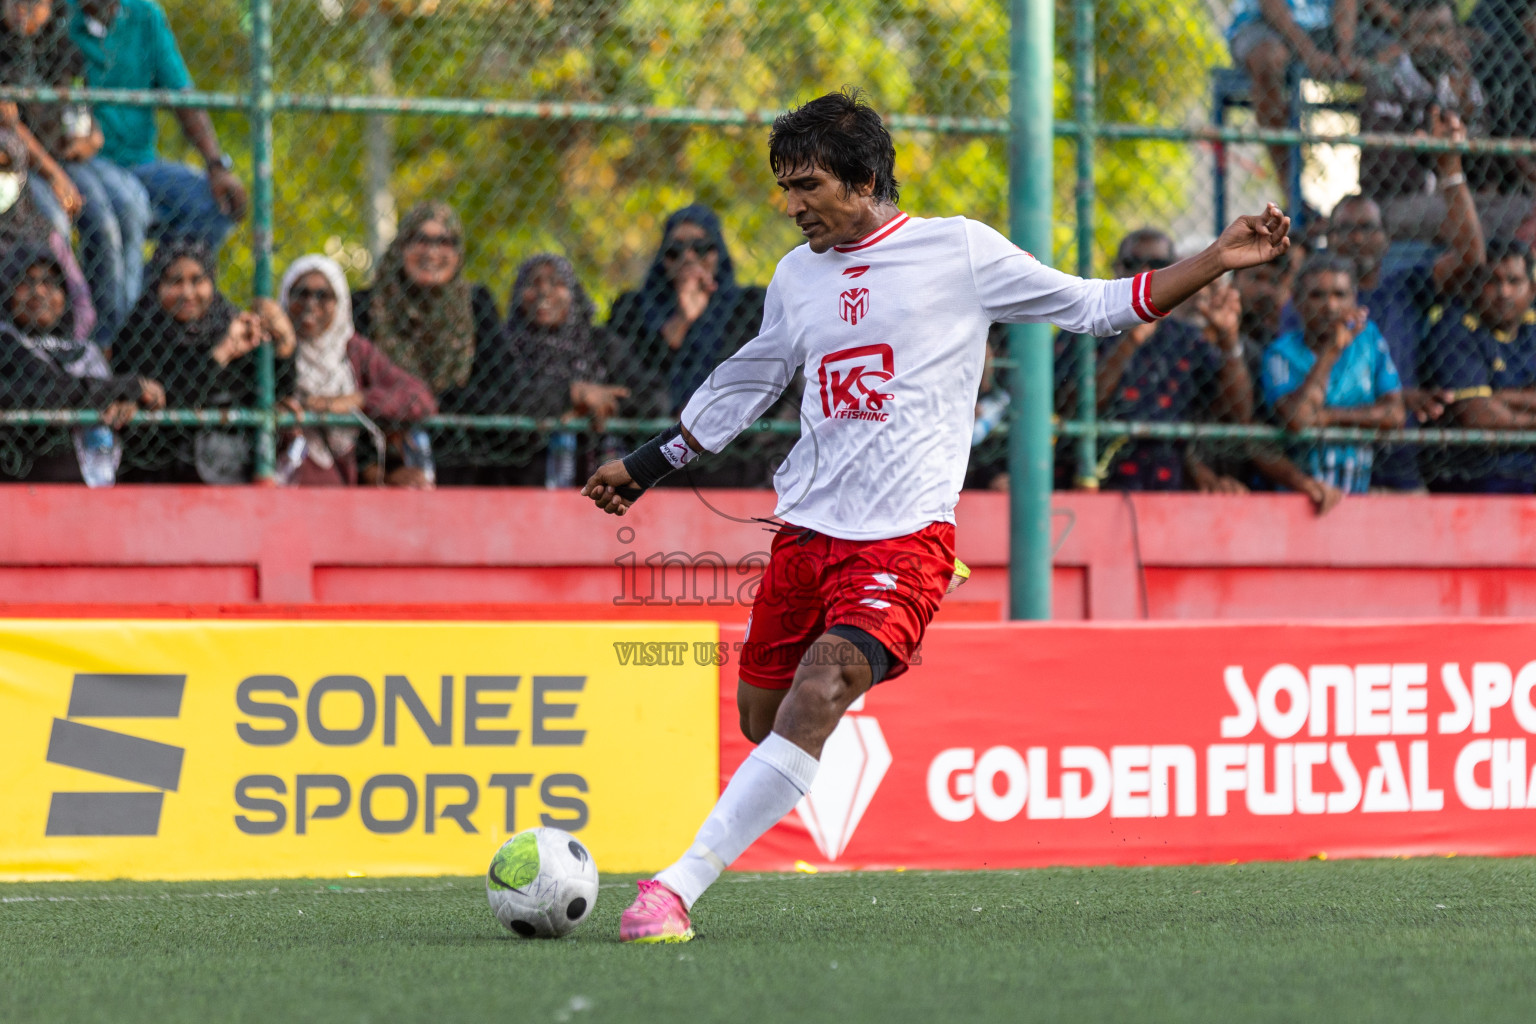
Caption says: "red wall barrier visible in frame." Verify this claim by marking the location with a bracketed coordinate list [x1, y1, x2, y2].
[5, 485, 1536, 619]
[724, 620, 1536, 870]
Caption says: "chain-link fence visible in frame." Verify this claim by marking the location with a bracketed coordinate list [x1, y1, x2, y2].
[3, 0, 1536, 495]
[1048, 0, 1536, 499]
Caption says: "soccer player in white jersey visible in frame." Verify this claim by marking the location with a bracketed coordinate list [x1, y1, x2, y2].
[581, 89, 1291, 942]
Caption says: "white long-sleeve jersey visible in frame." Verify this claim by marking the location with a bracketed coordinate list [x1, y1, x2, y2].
[678, 213, 1163, 540]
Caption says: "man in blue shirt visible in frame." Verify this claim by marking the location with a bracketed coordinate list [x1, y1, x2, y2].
[1263, 254, 1407, 493]
[66, 0, 246, 257]
[1321, 108, 1485, 491]
[1426, 238, 1536, 492]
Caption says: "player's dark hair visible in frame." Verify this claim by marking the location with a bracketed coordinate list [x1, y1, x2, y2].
[1295, 253, 1359, 291]
[1485, 237, 1534, 280]
[769, 88, 900, 204]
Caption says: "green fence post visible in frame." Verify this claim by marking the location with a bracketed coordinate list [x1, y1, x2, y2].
[249, 0, 277, 481]
[1072, 0, 1099, 491]
[1008, 0, 1056, 620]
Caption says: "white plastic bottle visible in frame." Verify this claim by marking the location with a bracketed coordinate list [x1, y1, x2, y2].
[73, 424, 120, 488]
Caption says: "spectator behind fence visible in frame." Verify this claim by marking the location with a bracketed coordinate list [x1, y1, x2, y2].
[1359, 0, 1486, 242]
[1467, 0, 1536, 239]
[1325, 159, 1483, 489]
[1195, 252, 1346, 514]
[66, 0, 246, 255]
[1072, 229, 1253, 491]
[1235, 248, 1295, 362]
[353, 201, 498, 397]
[0, 127, 95, 342]
[446, 253, 629, 486]
[276, 254, 436, 488]
[1264, 254, 1407, 493]
[608, 204, 766, 418]
[1, 0, 85, 234]
[1228, 0, 1373, 191]
[1425, 238, 1536, 492]
[3, 0, 144, 348]
[112, 238, 292, 483]
[0, 243, 161, 481]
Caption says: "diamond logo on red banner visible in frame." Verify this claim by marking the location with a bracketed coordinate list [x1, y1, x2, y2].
[795, 695, 891, 861]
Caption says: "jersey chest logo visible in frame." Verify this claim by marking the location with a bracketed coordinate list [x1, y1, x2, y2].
[818, 343, 895, 422]
[839, 287, 870, 325]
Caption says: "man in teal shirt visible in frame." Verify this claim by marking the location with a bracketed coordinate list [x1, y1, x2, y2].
[67, 0, 245, 259]
[1262, 254, 1407, 493]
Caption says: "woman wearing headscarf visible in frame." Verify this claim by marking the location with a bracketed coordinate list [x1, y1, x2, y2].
[0, 126, 95, 344]
[447, 253, 628, 485]
[277, 253, 437, 487]
[111, 238, 293, 483]
[607, 203, 775, 487]
[607, 204, 766, 418]
[353, 201, 499, 397]
[0, 243, 162, 481]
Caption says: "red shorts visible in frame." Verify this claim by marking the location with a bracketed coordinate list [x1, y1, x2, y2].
[737, 521, 957, 690]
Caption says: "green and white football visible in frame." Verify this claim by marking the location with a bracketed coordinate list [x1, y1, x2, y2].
[485, 828, 599, 938]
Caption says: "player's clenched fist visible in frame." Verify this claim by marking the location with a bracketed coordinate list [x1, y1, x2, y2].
[581, 460, 639, 515]
[1216, 201, 1292, 271]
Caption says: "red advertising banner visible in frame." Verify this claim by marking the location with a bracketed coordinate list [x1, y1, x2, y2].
[719, 621, 1536, 870]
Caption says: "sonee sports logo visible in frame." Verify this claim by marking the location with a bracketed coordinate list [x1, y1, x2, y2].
[818, 343, 895, 422]
[839, 287, 870, 325]
[45, 674, 186, 836]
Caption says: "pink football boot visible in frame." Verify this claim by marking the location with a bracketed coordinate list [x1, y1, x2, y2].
[619, 879, 694, 943]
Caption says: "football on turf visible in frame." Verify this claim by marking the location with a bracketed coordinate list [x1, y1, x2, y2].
[486, 827, 599, 938]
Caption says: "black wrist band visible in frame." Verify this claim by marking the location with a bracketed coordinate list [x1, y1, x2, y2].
[621, 426, 685, 492]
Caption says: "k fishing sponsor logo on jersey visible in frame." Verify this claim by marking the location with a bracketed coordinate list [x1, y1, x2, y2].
[818, 344, 895, 422]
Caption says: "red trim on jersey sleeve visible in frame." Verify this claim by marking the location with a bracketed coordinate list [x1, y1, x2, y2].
[1130, 271, 1168, 323]
[833, 212, 910, 253]
[1142, 269, 1170, 319]
[1130, 272, 1152, 322]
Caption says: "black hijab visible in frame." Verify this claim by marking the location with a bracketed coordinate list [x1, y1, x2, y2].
[113, 238, 245, 407]
[137, 239, 237, 346]
[0, 243, 74, 344]
[631, 204, 746, 411]
[454, 254, 606, 417]
[0, 243, 135, 410]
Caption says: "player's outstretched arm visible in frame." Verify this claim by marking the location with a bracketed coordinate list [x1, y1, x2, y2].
[580, 425, 708, 516]
[1147, 202, 1292, 314]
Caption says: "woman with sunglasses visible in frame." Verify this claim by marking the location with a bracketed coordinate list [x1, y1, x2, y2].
[352, 200, 499, 398]
[608, 204, 766, 419]
[607, 204, 771, 486]
[276, 254, 436, 487]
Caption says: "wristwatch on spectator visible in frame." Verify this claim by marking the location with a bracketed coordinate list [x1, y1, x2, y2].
[207, 152, 234, 173]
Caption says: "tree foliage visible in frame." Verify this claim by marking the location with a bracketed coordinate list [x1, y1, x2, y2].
[158, 0, 1226, 306]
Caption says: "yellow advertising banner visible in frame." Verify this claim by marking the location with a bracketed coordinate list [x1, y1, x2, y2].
[0, 620, 719, 881]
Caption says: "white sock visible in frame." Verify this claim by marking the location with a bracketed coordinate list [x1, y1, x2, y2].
[655, 731, 820, 908]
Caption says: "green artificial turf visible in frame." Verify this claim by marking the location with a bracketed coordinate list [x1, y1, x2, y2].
[3, 859, 1535, 1023]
